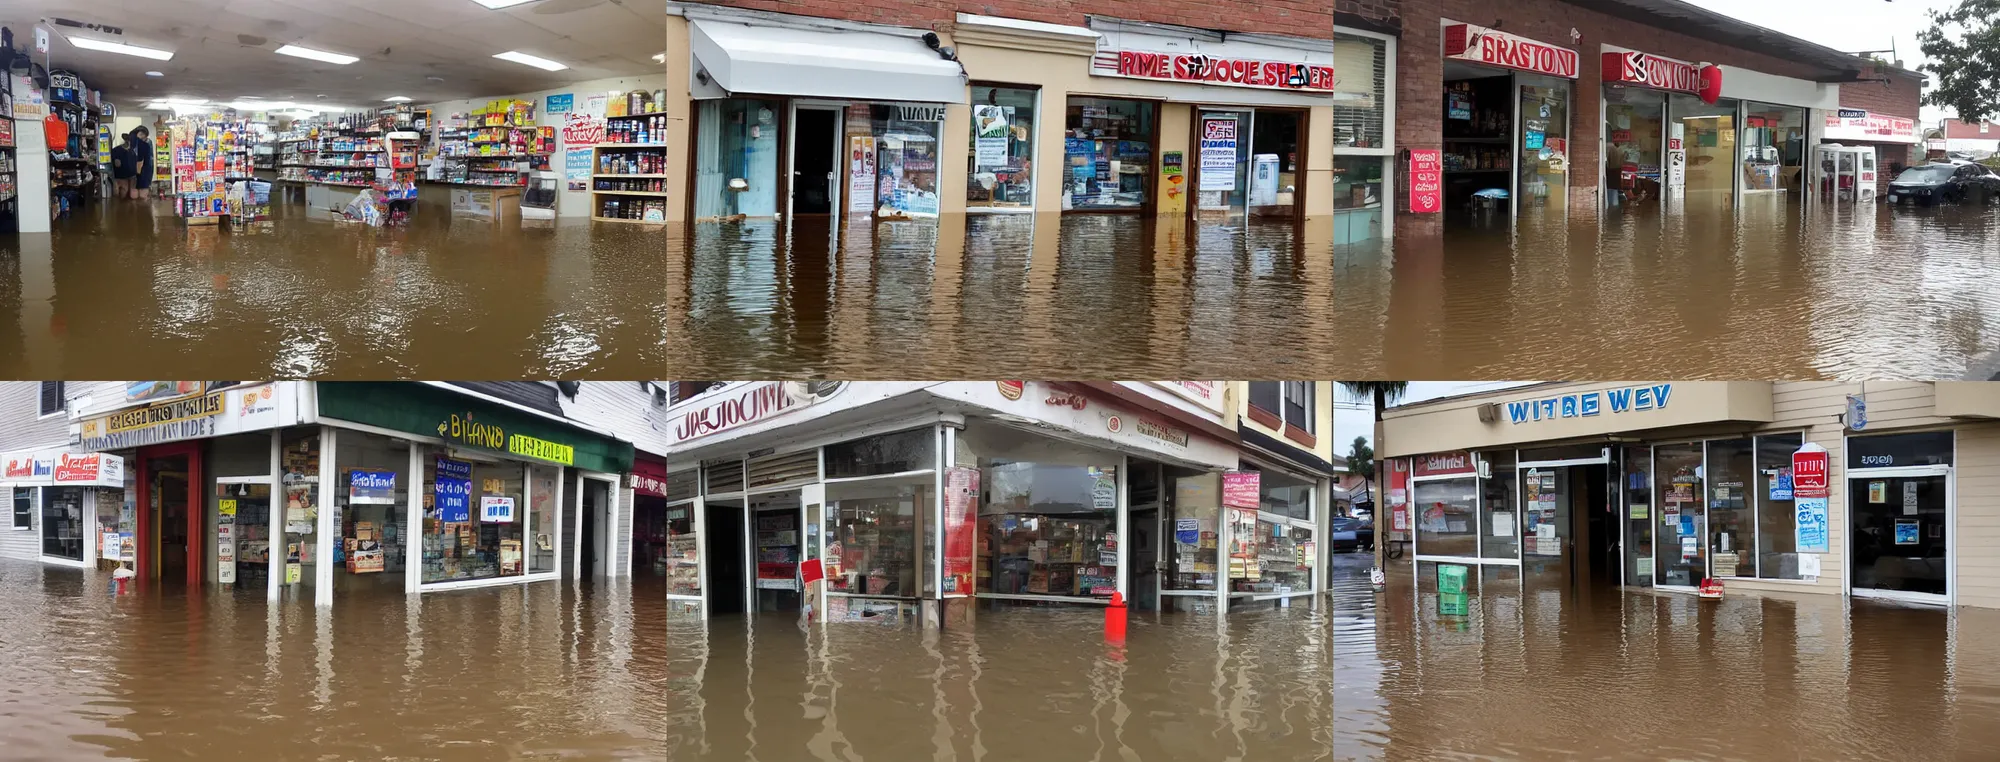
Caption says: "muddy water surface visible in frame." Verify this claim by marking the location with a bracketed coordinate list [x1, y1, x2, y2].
[0, 560, 1331, 760]
[1331, 553, 2000, 760]
[3, 195, 1999, 378]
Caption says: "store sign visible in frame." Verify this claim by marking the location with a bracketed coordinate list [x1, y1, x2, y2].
[1409, 149, 1442, 213]
[1601, 50, 1722, 104]
[79, 392, 225, 451]
[436, 458, 473, 523]
[1223, 470, 1261, 509]
[53, 453, 123, 487]
[1133, 417, 1191, 448]
[435, 412, 576, 465]
[1413, 451, 1475, 478]
[630, 471, 668, 496]
[1096, 49, 1335, 92]
[1838, 108, 1868, 120]
[481, 496, 517, 523]
[104, 391, 224, 434]
[348, 470, 398, 505]
[1823, 111, 1918, 144]
[1443, 23, 1578, 79]
[1792, 443, 1830, 553]
[897, 104, 946, 122]
[1503, 384, 1673, 424]
[670, 381, 847, 444]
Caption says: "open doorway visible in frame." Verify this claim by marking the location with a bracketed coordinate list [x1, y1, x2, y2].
[790, 106, 841, 217]
[1127, 460, 1164, 612]
[577, 475, 618, 580]
[1518, 461, 1612, 588]
[705, 496, 747, 615]
[157, 466, 191, 585]
[139, 444, 202, 588]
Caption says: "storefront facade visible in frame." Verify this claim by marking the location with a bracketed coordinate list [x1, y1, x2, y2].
[1393, 0, 1920, 235]
[52, 382, 633, 607]
[1, 449, 126, 569]
[1378, 381, 2000, 609]
[655, 381, 1324, 627]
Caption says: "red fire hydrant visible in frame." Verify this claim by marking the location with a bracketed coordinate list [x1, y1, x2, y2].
[1104, 591, 1128, 643]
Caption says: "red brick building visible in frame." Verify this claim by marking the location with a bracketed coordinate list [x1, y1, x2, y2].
[1345, 0, 1924, 237]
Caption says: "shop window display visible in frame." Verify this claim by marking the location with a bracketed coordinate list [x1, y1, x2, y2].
[1654, 444, 1707, 587]
[1604, 88, 1665, 208]
[1168, 471, 1222, 591]
[978, 460, 1119, 598]
[1706, 438, 1756, 578]
[1672, 95, 1738, 202]
[335, 433, 409, 586]
[693, 98, 781, 220]
[1743, 104, 1805, 195]
[967, 85, 1037, 210]
[825, 481, 926, 597]
[422, 453, 526, 584]
[1480, 451, 1519, 560]
[824, 429, 933, 479]
[41, 487, 84, 561]
[529, 465, 559, 573]
[1064, 97, 1154, 210]
[867, 104, 944, 217]
[1414, 477, 1478, 558]
[1334, 156, 1384, 213]
[1517, 79, 1570, 218]
[279, 430, 321, 593]
[1756, 434, 1805, 581]
[662, 502, 700, 597]
[1622, 445, 1655, 585]
[1251, 469, 1316, 593]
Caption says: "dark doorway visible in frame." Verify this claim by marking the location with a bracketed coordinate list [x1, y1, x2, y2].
[157, 468, 190, 585]
[790, 108, 838, 215]
[706, 499, 747, 615]
[1130, 507, 1159, 611]
[580, 482, 599, 582]
[1578, 463, 1617, 585]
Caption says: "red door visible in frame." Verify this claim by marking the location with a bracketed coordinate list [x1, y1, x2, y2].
[136, 441, 204, 588]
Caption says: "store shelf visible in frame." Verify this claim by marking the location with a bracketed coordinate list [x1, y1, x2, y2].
[591, 189, 670, 196]
[593, 173, 669, 178]
[592, 215, 666, 224]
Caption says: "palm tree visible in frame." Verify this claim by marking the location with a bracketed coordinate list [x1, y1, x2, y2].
[1338, 382, 1407, 566]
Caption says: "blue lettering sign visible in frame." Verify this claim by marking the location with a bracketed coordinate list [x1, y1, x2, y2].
[1508, 384, 1673, 424]
[435, 458, 473, 523]
[546, 93, 574, 114]
[1795, 496, 1829, 552]
[349, 469, 398, 504]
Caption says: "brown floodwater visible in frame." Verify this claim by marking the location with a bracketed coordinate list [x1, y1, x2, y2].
[2, 194, 1998, 379]
[0, 559, 1332, 760]
[1331, 553, 2000, 760]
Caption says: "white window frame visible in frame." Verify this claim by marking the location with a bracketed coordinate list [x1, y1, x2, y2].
[1332, 26, 1396, 241]
[965, 83, 1042, 214]
[1841, 428, 1957, 607]
[10, 486, 34, 530]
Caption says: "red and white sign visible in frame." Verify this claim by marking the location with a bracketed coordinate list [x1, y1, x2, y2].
[1443, 23, 1578, 79]
[1414, 451, 1476, 478]
[1223, 470, 1261, 509]
[1602, 49, 1722, 104]
[1409, 149, 1443, 213]
[671, 382, 843, 443]
[1823, 112, 1919, 144]
[1388, 459, 1411, 533]
[629, 456, 670, 497]
[1791, 443, 1830, 500]
[561, 112, 605, 146]
[1095, 49, 1334, 92]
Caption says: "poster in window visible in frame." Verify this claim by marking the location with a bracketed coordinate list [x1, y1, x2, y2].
[942, 466, 979, 594]
[1895, 519, 1919, 545]
[435, 458, 473, 523]
[847, 136, 878, 214]
[974, 105, 1010, 169]
[1199, 116, 1238, 191]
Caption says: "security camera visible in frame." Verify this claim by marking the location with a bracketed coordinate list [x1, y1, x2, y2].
[923, 32, 941, 50]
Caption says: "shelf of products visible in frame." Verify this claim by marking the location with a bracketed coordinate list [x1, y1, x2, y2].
[754, 512, 800, 592]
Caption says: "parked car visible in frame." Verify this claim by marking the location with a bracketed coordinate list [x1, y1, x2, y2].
[1331, 516, 1374, 553]
[1887, 161, 2000, 205]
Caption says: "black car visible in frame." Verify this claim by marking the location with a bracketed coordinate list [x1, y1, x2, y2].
[1887, 162, 2000, 205]
[1331, 516, 1374, 553]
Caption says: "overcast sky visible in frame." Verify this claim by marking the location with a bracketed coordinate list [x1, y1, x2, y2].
[1681, 0, 1956, 123]
[1333, 382, 1540, 456]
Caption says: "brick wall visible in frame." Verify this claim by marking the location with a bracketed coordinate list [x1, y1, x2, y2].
[1337, 0, 1401, 33]
[1397, 0, 1873, 213]
[692, 0, 1333, 38]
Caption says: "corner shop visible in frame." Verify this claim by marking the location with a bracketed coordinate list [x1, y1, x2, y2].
[33, 382, 635, 607]
[1376, 381, 2000, 609]
[652, 381, 1332, 627]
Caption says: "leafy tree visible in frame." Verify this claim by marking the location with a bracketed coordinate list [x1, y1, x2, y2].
[1919, 0, 2000, 122]
[1336, 383, 1407, 559]
[1346, 436, 1375, 481]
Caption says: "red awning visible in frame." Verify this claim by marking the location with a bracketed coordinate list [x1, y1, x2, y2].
[631, 453, 669, 497]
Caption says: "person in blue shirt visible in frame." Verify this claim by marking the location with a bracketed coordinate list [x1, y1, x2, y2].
[126, 128, 155, 199]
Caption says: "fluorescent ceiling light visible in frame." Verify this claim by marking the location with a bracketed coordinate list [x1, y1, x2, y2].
[275, 44, 359, 65]
[492, 50, 567, 71]
[160, 97, 207, 105]
[67, 36, 175, 60]
[470, 0, 541, 7]
[231, 100, 294, 110]
[651, 52, 665, 63]
[144, 71, 165, 77]
[383, 96, 413, 103]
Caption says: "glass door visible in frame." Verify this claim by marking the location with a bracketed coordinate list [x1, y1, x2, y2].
[1196, 110, 1251, 216]
[1653, 444, 1706, 589]
[1515, 75, 1570, 225]
[1620, 446, 1655, 587]
[1518, 466, 1571, 587]
[1849, 469, 1950, 602]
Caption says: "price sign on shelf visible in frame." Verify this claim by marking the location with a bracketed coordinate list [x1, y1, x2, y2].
[1409, 149, 1443, 213]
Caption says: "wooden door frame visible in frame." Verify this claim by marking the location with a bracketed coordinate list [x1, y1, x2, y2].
[136, 441, 204, 588]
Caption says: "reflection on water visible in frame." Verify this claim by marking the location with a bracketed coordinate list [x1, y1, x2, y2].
[3, 196, 1998, 378]
[1331, 553, 2000, 760]
[0, 560, 1331, 760]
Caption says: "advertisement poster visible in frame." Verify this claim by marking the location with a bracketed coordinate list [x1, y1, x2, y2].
[481, 496, 516, 523]
[1175, 517, 1201, 545]
[348, 470, 397, 504]
[11, 74, 44, 117]
[942, 466, 980, 594]
[1389, 459, 1411, 535]
[546, 93, 574, 114]
[973, 105, 1010, 169]
[562, 111, 605, 146]
[1895, 519, 1920, 545]
[1408, 149, 1442, 213]
[1222, 470, 1261, 509]
[846, 136, 877, 213]
[564, 147, 594, 191]
[435, 458, 473, 523]
[1199, 116, 1238, 191]
[1159, 150, 1187, 214]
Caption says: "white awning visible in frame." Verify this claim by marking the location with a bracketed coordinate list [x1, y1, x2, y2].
[689, 18, 967, 104]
